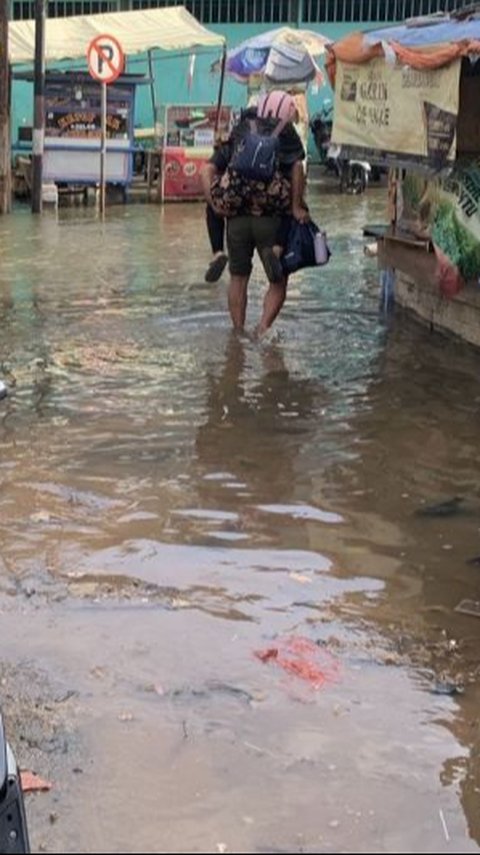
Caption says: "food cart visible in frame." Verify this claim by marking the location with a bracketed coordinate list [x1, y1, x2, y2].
[15, 70, 147, 190]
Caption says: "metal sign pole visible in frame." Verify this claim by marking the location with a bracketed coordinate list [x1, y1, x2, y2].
[88, 34, 124, 215]
[100, 80, 107, 216]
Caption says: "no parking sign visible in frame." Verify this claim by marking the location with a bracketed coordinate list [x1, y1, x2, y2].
[86, 34, 125, 215]
[87, 34, 125, 84]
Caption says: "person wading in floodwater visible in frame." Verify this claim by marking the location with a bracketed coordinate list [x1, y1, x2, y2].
[201, 90, 309, 337]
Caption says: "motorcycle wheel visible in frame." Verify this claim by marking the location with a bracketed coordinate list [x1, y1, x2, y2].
[348, 164, 368, 194]
[0, 716, 30, 854]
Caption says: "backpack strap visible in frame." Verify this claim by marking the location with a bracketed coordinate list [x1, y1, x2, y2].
[249, 103, 290, 139]
[262, 91, 292, 138]
[272, 116, 288, 138]
[248, 115, 287, 140]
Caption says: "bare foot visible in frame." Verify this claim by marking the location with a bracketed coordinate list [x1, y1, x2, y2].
[252, 324, 268, 341]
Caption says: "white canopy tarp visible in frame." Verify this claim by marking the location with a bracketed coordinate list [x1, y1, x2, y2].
[8, 5, 225, 65]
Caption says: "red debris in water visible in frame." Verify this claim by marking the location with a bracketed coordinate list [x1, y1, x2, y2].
[254, 635, 340, 689]
[255, 648, 278, 664]
[20, 771, 53, 793]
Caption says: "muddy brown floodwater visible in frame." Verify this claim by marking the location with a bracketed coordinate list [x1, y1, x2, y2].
[1, 189, 480, 854]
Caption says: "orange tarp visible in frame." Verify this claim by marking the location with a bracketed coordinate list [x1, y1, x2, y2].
[326, 30, 480, 87]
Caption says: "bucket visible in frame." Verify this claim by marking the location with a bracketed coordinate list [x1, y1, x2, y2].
[42, 183, 58, 207]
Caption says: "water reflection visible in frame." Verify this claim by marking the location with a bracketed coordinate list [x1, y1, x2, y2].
[317, 318, 480, 849]
[195, 333, 322, 506]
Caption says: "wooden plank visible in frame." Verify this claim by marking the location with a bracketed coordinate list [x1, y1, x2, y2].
[363, 223, 389, 238]
[384, 228, 432, 250]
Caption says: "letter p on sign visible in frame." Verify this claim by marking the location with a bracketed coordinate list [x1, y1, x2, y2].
[87, 34, 125, 84]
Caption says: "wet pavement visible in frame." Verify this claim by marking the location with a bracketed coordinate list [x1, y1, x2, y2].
[1, 190, 480, 853]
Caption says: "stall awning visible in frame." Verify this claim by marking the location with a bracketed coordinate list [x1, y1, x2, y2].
[8, 5, 225, 65]
[326, 13, 480, 84]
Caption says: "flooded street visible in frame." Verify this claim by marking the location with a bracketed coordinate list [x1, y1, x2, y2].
[1, 190, 480, 853]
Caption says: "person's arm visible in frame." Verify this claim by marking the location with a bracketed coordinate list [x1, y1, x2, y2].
[279, 126, 309, 222]
[201, 139, 231, 207]
[291, 160, 309, 223]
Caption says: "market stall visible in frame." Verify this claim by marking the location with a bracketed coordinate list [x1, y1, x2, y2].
[8, 6, 227, 200]
[327, 10, 480, 347]
[161, 103, 232, 200]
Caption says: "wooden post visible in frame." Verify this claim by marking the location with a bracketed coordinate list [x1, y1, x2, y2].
[32, 0, 47, 214]
[0, 5, 11, 214]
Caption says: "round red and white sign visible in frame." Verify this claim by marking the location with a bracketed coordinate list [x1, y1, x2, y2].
[87, 34, 125, 84]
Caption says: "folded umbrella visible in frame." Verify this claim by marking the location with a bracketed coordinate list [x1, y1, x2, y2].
[221, 27, 330, 85]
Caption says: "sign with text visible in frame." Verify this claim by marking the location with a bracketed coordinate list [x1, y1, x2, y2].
[400, 164, 480, 284]
[332, 57, 461, 170]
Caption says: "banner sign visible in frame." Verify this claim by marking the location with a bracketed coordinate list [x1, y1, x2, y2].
[332, 57, 461, 171]
[400, 162, 480, 282]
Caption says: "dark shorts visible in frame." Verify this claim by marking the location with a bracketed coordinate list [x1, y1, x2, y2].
[227, 215, 281, 277]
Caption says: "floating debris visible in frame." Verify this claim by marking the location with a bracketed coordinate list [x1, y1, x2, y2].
[415, 497, 464, 518]
[255, 635, 340, 689]
[169, 682, 258, 705]
[455, 599, 480, 619]
[431, 681, 464, 696]
[439, 808, 450, 843]
[20, 771, 52, 794]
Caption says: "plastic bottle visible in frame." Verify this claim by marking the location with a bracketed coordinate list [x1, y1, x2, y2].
[314, 230, 329, 265]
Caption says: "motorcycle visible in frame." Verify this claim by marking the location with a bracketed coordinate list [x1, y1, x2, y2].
[0, 714, 30, 854]
[310, 103, 374, 195]
[325, 142, 372, 195]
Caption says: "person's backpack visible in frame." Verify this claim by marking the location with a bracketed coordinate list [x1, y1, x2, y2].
[229, 118, 286, 182]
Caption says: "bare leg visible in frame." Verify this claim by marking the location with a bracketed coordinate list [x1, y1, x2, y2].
[228, 275, 249, 331]
[256, 278, 287, 337]
[205, 205, 228, 282]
